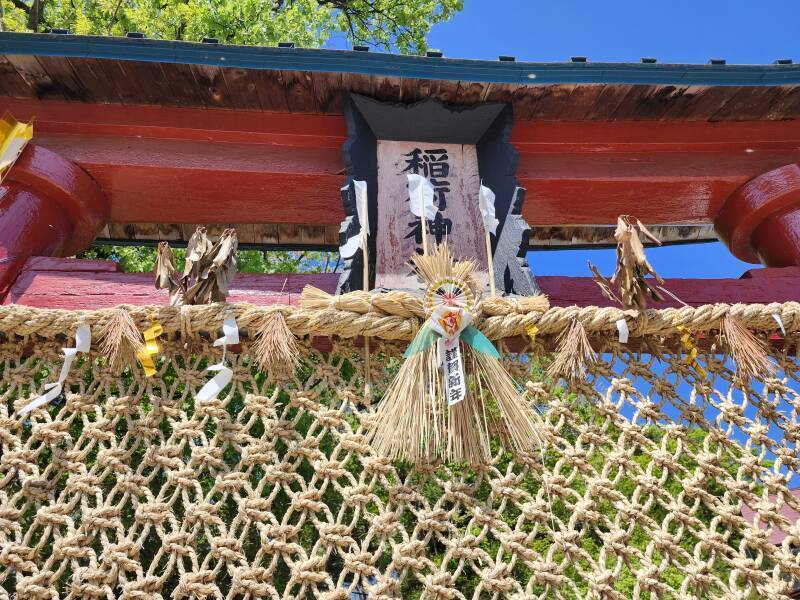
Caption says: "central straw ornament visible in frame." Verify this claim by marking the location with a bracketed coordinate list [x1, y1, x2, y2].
[367, 244, 542, 464]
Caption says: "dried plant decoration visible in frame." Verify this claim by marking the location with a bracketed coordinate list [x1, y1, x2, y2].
[721, 313, 775, 382]
[546, 319, 596, 382]
[155, 242, 184, 306]
[589, 215, 664, 311]
[154, 227, 238, 306]
[252, 311, 299, 379]
[367, 243, 541, 465]
[98, 308, 144, 375]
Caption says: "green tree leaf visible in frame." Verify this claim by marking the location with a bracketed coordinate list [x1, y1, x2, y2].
[2, 0, 463, 54]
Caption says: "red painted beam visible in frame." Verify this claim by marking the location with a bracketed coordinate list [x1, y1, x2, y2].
[7, 258, 800, 311]
[0, 145, 108, 296]
[6, 98, 800, 228]
[0, 98, 348, 147]
[36, 135, 343, 225]
[7, 144, 108, 255]
[716, 164, 800, 266]
[5, 257, 338, 309]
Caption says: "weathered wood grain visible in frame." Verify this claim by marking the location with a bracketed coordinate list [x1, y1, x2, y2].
[311, 71, 345, 114]
[6, 54, 63, 100]
[0, 55, 36, 98]
[3, 53, 797, 121]
[190, 64, 233, 109]
[251, 69, 289, 112]
[65, 57, 121, 104]
[556, 84, 605, 121]
[220, 67, 263, 110]
[374, 140, 486, 290]
[158, 62, 205, 107]
[280, 70, 316, 113]
[492, 187, 539, 296]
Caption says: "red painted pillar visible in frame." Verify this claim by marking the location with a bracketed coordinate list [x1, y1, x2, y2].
[715, 164, 800, 266]
[0, 144, 108, 296]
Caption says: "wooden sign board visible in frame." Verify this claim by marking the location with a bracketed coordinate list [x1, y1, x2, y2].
[336, 95, 539, 296]
[374, 140, 488, 290]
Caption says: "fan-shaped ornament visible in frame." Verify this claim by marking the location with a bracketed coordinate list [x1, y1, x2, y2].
[367, 244, 541, 465]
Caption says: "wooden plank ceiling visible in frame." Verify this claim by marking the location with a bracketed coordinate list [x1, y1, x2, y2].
[97, 223, 717, 250]
[2, 53, 800, 121]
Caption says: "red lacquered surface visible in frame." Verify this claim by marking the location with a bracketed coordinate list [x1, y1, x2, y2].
[715, 163, 800, 266]
[7, 258, 800, 310]
[0, 144, 109, 295]
[6, 144, 109, 256]
[7, 98, 800, 229]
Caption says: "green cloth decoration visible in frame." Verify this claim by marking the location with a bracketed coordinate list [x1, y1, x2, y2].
[461, 324, 500, 358]
[403, 324, 438, 358]
[404, 322, 500, 359]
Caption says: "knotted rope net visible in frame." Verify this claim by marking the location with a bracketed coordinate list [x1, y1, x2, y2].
[0, 302, 799, 599]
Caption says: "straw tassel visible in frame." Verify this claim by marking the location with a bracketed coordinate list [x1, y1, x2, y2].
[252, 311, 299, 378]
[546, 319, 596, 382]
[98, 308, 144, 374]
[721, 314, 775, 382]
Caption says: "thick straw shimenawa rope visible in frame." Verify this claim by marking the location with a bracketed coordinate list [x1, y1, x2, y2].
[0, 301, 797, 343]
[3, 304, 800, 598]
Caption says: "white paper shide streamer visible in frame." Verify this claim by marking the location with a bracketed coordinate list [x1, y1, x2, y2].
[196, 317, 239, 403]
[340, 180, 370, 259]
[773, 312, 787, 337]
[478, 182, 499, 235]
[18, 324, 91, 416]
[616, 318, 630, 344]
[407, 174, 438, 221]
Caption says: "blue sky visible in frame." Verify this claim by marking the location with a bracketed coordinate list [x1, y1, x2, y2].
[332, 0, 797, 279]
[425, 0, 798, 64]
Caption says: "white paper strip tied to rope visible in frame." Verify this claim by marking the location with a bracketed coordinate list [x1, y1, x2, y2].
[18, 324, 91, 416]
[773, 313, 787, 337]
[616, 318, 630, 344]
[339, 180, 370, 259]
[196, 317, 239, 403]
[407, 174, 438, 221]
[478, 182, 499, 235]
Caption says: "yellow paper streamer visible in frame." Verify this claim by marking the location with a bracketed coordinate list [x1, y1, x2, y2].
[136, 323, 163, 377]
[676, 324, 706, 379]
[525, 324, 538, 343]
[0, 111, 33, 181]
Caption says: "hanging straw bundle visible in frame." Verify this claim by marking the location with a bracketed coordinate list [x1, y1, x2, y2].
[546, 318, 596, 382]
[367, 244, 541, 465]
[589, 215, 663, 312]
[98, 308, 144, 375]
[252, 311, 299, 379]
[720, 313, 775, 382]
[154, 227, 238, 306]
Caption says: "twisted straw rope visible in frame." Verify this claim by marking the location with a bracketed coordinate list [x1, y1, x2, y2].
[0, 300, 796, 343]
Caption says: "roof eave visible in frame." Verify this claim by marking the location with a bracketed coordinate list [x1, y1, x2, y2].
[2, 31, 799, 86]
